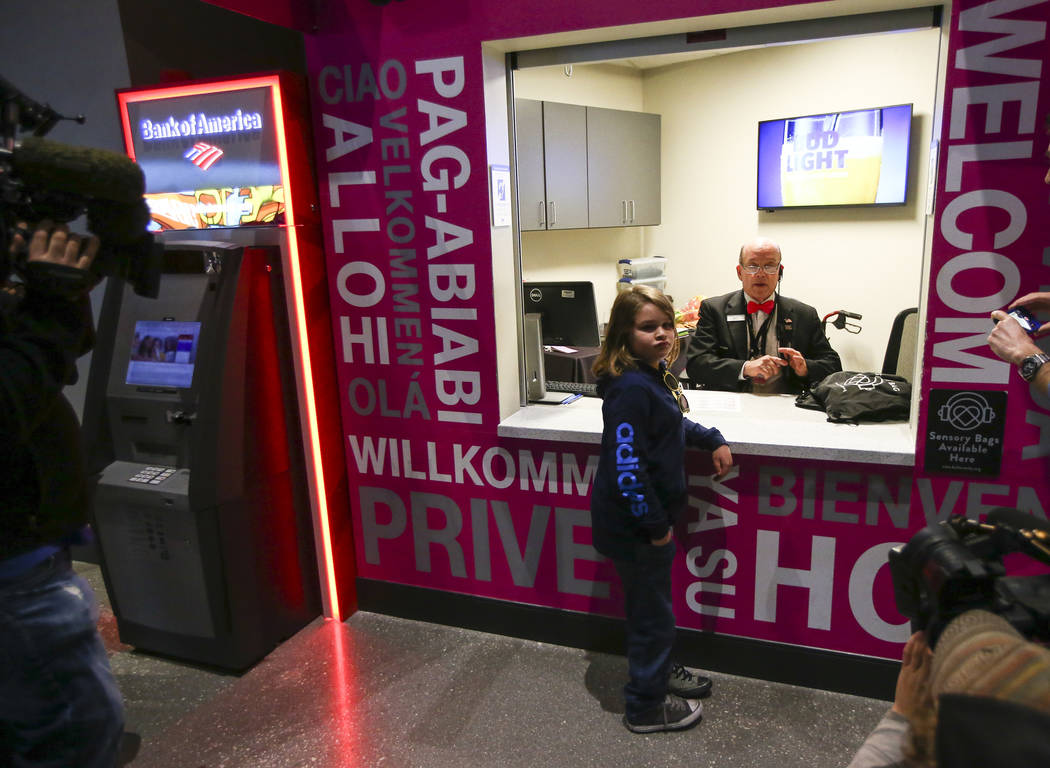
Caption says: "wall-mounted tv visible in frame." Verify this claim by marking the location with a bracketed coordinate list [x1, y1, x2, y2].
[757, 103, 913, 210]
[117, 79, 286, 231]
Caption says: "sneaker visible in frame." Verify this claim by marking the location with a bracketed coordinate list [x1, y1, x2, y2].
[667, 662, 713, 699]
[624, 694, 703, 733]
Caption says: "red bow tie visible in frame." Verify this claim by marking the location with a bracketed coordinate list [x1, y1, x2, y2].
[747, 300, 775, 315]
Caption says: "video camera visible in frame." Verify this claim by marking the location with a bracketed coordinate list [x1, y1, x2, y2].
[0, 75, 161, 298]
[888, 508, 1050, 647]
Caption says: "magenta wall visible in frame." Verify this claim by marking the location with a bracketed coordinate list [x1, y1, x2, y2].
[300, 0, 1050, 661]
[920, 2, 1050, 481]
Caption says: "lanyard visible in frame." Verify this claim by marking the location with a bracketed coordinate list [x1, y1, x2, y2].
[747, 304, 776, 359]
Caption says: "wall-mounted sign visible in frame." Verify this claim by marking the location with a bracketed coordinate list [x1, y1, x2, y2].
[490, 164, 510, 227]
[117, 81, 284, 231]
[924, 389, 1007, 476]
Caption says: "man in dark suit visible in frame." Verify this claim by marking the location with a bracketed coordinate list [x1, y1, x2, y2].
[685, 237, 841, 394]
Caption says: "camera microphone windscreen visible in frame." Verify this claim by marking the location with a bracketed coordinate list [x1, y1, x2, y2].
[987, 507, 1050, 534]
[12, 136, 145, 204]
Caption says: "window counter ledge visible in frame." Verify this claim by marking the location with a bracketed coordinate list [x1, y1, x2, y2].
[498, 391, 916, 466]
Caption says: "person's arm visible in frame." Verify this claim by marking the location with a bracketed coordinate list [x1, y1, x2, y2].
[845, 711, 911, 768]
[710, 444, 732, 479]
[742, 354, 787, 382]
[601, 382, 670, 544]
[988, 310, 1050, 395]
[0, 224, 98, 441]
[685, 300, 748, 390]
[1007, 291, 1050, 317]
[683, 420, 733, 480]
[846, 632, 931, 768]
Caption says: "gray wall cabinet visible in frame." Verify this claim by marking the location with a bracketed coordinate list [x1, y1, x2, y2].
[515, 99, 589, 230]
[586, 106, 661, 227]
[515, 99, 660, 230]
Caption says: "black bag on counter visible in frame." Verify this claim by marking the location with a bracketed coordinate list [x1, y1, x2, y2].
[795, 371, 911, 424]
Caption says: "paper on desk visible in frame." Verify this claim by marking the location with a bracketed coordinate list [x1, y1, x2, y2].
[687, 390, 741, 412]
[547, 345, 577, 354]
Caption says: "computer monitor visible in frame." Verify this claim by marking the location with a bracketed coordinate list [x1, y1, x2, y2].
[522, 281, 601, 348]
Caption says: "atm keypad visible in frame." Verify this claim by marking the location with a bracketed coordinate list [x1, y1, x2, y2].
[129, 466, 177, 485]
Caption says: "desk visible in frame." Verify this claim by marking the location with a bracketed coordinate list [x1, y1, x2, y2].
[543, 346, 599, 384]
[499, 390, 915, 465]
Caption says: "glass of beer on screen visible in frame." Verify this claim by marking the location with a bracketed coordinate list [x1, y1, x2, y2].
[780, 108, 883, 206]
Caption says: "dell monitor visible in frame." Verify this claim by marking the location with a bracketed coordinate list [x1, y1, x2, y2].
[522, 281, 601, 348]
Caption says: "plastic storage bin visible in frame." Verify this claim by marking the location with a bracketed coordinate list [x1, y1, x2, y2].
[618, 255, 667, 280]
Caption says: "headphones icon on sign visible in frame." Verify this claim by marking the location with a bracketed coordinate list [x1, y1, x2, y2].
[937, 392, 996, 431]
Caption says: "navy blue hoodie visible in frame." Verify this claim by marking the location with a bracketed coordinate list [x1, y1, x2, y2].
[590, 362, 727, 561]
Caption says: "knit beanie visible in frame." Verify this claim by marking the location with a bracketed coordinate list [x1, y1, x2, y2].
[929, 609, 1050, 768]
[931, 609, 1050, 712]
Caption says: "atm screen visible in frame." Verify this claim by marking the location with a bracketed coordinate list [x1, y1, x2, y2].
[125, 320, 202, 388]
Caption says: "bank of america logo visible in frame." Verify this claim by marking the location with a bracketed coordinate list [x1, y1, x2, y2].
[184, 142, 224, 170]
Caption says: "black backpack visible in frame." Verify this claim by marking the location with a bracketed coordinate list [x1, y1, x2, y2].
[795, 371, 911, 424]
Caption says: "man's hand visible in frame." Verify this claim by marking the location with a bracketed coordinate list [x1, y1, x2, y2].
[711, 444, 733, 480]
[14, 221, 99, 273]
[988, 311, 1041, 365]
[1008, 292, 1050, 330]
[743, 354, 787, 382]
[891, 631, 932, 719]
[777, 346, 808, 377]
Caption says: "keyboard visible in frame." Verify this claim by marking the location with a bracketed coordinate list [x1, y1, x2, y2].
[128, 466, 177, 485]
[545, 380, 598, 396]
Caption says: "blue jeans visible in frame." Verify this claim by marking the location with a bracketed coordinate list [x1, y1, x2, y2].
[0, 550, 124, 768]
[613, 540, 676, 718]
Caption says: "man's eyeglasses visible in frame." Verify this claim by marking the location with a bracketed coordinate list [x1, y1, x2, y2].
[740, 264, 781, 275]
[663, 370, 690, 414]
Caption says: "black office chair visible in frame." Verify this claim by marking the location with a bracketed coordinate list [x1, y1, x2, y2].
[882, 307, 919, 381]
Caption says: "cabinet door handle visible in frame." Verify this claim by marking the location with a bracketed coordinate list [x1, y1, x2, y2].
[549, 201, 557, 226]
[621, 200, 627, 224]
[538, 201, 546, 227]
[629, 199, 636, 223]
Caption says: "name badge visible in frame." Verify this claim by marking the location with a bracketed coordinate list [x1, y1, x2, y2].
[727, 314, 746, 322]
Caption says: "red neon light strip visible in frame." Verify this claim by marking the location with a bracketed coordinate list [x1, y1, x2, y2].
[268, 79, 342, 622]
[117, 76, 341, 621]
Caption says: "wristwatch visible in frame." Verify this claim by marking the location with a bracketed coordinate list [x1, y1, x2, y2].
[1018, 353, 1050, 381]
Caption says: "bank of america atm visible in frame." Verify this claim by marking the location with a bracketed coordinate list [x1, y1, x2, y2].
[83, 240, 319, 669]
[80, 73, 349, 669]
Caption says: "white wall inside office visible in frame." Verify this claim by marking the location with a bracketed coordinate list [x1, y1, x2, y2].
[515, 27, 940, 373]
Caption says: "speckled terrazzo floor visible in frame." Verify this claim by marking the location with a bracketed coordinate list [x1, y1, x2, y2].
[76, 562, 892, 768]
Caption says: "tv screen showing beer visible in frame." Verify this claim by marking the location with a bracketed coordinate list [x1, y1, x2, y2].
[756, 104, 912, 210]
